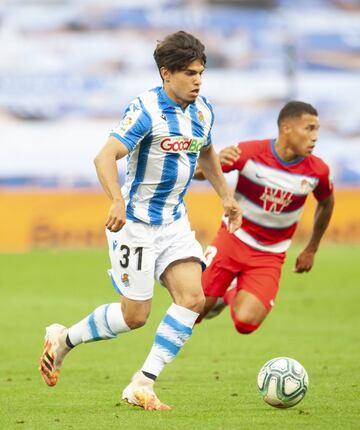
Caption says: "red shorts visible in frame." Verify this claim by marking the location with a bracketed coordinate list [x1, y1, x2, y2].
[202, 225, 286, 310]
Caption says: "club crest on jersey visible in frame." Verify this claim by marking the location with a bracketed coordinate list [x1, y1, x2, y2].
[300, 179, 314, 194]
[160, 136, 206, 153]
[197, 110, 205, 122]
[121, 273, 130, 288]
[260, 187, 293, 214]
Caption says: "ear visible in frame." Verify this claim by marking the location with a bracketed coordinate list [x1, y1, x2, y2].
[281, 120, 292, 135]
[160, 66, 171, 83]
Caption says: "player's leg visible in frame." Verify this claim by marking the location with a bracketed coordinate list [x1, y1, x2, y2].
[226, 288, 268, 334]
[66, 297, 151, 345]
[203, 279, 237, 319]
[122, 259, 203, 411]
[142, 258, 204, 374]
[198, 224, 241, 321]
[226, 248, 286, 335]
[122, 217, 205, 410]
[39, 299, 148, 387]
[39, 221, 155, 387]
[202, 295, 221, 317]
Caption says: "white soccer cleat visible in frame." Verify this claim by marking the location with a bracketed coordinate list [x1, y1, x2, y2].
[122, 371, 171, 411]
[204, 297, 227, 319]
[39, 323, 71, 387]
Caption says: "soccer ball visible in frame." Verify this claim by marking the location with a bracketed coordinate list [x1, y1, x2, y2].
[257, 357, 309, 408]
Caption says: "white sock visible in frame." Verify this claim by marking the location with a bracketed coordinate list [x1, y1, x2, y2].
[68, 303, 130, 346]
[141, 303, 199, 377]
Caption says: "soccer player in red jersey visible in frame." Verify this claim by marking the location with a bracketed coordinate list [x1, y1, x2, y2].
[194, 101, 334, 334]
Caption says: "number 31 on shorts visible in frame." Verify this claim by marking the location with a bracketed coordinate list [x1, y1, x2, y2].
[118, 245, 144, 270]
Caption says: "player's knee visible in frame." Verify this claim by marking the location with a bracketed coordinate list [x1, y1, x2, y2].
[122, 307, 150, 329]
[177, 293, 205, 314]
[124, 314, 148, 329]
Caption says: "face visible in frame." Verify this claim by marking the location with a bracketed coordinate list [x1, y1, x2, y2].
[161, 59, 204, 108]
[283, 113, 320, 158]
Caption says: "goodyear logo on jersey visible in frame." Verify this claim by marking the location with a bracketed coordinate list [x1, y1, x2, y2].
[160, 136, 206, 153]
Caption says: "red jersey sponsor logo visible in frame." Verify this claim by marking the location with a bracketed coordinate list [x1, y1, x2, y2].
[160, 136, 205, 153]
[260, 187, 293, 214]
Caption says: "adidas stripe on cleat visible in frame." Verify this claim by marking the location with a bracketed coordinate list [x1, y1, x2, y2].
[39, 324, 70, 387]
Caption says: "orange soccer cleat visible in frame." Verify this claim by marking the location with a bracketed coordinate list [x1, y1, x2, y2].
[122, 371, 171, 411]
[39, 324, 71, 387]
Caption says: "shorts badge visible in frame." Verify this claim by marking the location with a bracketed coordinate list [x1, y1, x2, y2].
[121, 273, 130, 288]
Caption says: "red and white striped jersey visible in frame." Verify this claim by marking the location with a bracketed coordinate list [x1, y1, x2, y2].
[222, 139, 333, 253]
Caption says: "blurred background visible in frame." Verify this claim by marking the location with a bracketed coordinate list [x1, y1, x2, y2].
[1, 0, 359, 252]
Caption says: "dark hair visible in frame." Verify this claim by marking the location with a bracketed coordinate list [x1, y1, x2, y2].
[277, 101, 318, 127]
[153, 31, 206, 75]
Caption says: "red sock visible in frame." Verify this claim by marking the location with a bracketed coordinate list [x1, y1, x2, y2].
[233, 318, 259, 334]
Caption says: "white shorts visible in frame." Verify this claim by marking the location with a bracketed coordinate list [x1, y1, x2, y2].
[106, 216, 205, 301]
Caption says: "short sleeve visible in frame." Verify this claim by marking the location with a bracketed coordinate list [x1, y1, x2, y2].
[205, 108, 214, 147]
[222, 142, 249, 173]
[199, 96, 214, 149]
[110, 99, 151, 152]
[313, 164, 334, 201]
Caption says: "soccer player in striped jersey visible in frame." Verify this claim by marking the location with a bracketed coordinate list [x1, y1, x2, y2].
[39, 31, 242, 410]
[195, 101, 334, 334]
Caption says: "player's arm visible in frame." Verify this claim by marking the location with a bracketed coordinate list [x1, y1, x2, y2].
[197, 144, 242, 232]
[193, 145, 240, 180]
[294, 194, 334, 273]
[94, 136, 129, 232]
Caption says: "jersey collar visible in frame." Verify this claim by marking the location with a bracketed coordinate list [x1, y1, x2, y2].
[159, 87, 194, 111]
[271, 139, 304, 166]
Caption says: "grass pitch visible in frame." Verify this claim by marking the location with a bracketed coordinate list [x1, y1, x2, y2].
[1, 244, 360, 429]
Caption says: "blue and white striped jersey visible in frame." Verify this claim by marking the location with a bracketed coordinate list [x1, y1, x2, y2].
[110, 86, 214, 225]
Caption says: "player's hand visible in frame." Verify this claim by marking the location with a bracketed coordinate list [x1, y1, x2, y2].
[219, 146, 241, 166]
[106, 198, 126, 232]
[293, 249, 316, 273]
[223, 196, 242, 233]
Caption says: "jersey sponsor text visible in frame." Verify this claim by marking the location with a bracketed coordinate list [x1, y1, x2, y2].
[160, 136, 206, 153]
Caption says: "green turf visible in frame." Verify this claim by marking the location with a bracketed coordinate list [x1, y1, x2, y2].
[1, 245, 360, 429]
